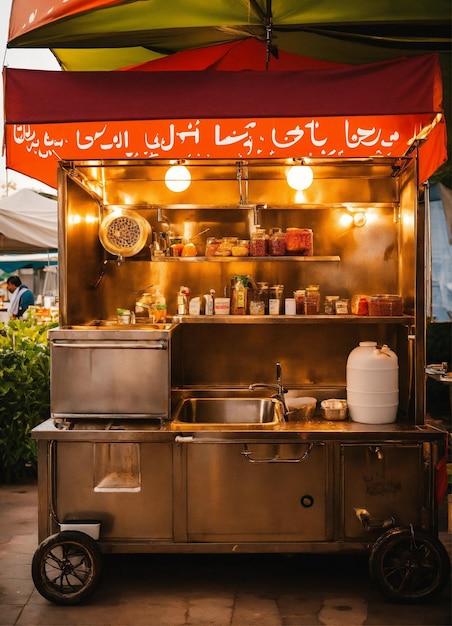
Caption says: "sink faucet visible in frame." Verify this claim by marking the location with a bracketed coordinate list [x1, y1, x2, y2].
[249, 362, 289, 421]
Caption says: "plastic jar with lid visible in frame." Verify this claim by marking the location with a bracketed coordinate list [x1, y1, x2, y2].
[285, 228, 313, 256]
[269, 228, 286, 256]
[306, 285, 320, 314]
[250, 229, 268, 256]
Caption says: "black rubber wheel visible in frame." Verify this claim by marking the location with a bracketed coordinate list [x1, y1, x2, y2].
[31, 531, 103, 605]
[369, 526, 451, 603]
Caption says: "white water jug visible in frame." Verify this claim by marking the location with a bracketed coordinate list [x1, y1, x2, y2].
[346, 341, 399, 424]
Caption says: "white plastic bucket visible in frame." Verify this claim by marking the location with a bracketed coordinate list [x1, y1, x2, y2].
[346, 341, 398, 424]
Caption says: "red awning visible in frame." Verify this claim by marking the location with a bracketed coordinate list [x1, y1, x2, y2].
[3, 52, 446, 188]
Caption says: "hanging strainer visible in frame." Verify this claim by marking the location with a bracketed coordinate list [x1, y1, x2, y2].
[99, 210, 151, 257]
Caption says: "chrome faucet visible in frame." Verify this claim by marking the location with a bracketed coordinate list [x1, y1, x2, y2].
[249, 362, 289, 421]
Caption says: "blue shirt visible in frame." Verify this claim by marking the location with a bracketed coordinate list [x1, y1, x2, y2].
[17, 287, 34, 318]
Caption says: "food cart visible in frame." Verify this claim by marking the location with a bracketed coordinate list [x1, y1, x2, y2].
[3, 52, 450, 605]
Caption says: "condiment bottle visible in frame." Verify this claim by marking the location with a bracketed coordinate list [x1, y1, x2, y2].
[231, 275, 248, 315]
[269, 285, 284, 315]
[177, 286, 190, 315]
[306, 285, 320, 314]
[203, 289, 215, 316]
[153, 286, 167, 322]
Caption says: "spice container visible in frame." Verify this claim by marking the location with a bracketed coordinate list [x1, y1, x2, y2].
[269, 228, 286, 256]
[335, 298, 350, 314]
[324, 295, 340, 315]
[294, 289, 306, 315]
[214, 297, 230, 315]
[285, 228, 313, 256]
[269, 285, 284, 315]
[250, 229, 268, 256]
[369, 294, 403, 316]
[305, 285, 320, 314]
[255, 282, 270, 314]
[284, 298, 296, 315]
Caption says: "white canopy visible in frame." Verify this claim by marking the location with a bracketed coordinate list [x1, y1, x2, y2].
[0, 188, 58, 252]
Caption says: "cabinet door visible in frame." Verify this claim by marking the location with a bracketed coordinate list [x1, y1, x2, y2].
[186, 442, 328, 542]
[341, 443, 424, 540]
[55, 442, 173, 541]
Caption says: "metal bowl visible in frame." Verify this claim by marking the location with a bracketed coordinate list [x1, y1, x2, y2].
[320, 399, 348, 421]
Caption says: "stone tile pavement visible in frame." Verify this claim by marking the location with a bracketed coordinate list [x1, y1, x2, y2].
[0, 483, 450, 626]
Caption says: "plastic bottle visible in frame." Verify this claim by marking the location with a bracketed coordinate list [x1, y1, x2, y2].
[153, 286, 167, 322]
[346, 341, 399, 424]
[177, 286, 190, 315]
[204, 289, 215, 315]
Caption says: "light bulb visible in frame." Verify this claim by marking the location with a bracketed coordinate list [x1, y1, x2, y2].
[165, 164, 191, 192]
[286, 165, 313, 191]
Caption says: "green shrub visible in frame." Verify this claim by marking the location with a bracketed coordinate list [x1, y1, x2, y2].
[0, 319, 57, 483]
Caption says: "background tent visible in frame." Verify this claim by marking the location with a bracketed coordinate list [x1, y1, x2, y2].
[7, 1, 450, 71]
[0, 188, 57, 253]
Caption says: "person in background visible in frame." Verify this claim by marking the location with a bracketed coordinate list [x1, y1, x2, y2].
[5, 276, 34, 319]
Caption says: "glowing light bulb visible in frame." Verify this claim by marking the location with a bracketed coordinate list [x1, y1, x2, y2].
[165, 165, 191, 192]
[286, 165, 314, 191]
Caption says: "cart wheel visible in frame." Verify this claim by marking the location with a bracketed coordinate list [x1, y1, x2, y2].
[369, 526, 450, 603]
[31, 531, 103, 605]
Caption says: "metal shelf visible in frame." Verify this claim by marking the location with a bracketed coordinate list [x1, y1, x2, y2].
[152, 255, 341, 262]
[172, 315, 414, 324]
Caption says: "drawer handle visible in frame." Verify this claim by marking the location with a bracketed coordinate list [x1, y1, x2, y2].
[53, 342, 167, 349]
[240, 442, 315, 463]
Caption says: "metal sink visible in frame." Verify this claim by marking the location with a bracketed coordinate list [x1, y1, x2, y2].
[171, 397, 283, 430]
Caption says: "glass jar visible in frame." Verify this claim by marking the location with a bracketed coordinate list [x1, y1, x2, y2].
[255, 282, 270, 314]
[269, 284, 284, 315]
[250, 229, 268, 256]
[324, 295, 340, 315]
[305, 285, 320, 314]
[216, 236, 238, 257]
[269, 228, 286, 256]
[135, 292, 154, 320]
[231, 239, 250, 257]
[335, 298, 350, 314]
[285, 228, 313, 256]
[294, 289, 306, 315]
[205, 237, 221, 257]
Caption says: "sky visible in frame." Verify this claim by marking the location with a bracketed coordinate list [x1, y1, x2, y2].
[1, 0, 60, 195]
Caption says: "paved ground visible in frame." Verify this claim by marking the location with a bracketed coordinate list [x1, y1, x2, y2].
[0, 483, 450, 626]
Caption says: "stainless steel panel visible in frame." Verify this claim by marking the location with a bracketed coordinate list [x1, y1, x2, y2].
[186, 442, 328, 542]
[51, 338, 170, 417]
[54, 441, 173, 541]
[341, 443, 424, 539]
